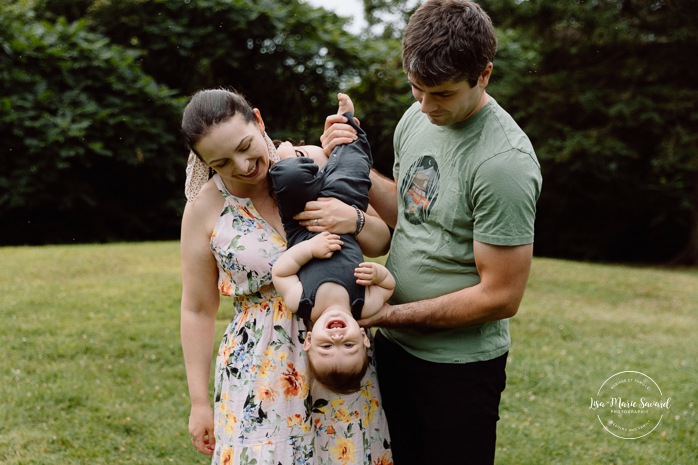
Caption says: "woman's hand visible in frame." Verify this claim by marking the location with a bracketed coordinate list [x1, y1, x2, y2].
[189, 403, 215, 456]
[294, 197, 357, 235]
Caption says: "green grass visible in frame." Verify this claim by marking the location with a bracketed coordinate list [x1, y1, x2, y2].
[1, 243, 695, 464]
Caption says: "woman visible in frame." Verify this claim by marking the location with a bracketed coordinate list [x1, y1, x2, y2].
[180, 88, 393, 465]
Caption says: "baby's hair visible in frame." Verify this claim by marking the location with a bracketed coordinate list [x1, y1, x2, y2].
[308, 352, 369, 395]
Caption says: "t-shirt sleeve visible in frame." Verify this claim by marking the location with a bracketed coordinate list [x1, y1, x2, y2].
[471, 149, 542, 246]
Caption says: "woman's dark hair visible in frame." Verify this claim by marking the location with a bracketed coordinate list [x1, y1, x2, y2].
[181, 88, 256, 158]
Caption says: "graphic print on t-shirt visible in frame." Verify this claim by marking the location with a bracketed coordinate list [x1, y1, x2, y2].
[400, 156, 439, 224]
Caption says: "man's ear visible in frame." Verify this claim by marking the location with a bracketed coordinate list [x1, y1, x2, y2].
[303, 332, 312, 351]
[478, 62, 493, 88]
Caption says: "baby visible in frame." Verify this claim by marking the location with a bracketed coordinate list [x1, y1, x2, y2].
[270, 93, 395, 394]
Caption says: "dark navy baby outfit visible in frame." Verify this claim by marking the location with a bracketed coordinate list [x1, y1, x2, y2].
[269, 113, 372, 320]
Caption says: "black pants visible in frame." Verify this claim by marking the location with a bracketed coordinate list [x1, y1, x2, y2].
[375, 331, 507, 465]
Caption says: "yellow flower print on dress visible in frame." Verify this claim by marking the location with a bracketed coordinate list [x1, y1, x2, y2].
[330, 437, 356, 465]
[238, 205, 256, 220]
[219, 278, 234, 296]
[258, 358, 274, 378]
[224, 412, 237, 434]
[362, 397, 380, 424]
[372, 452, 394, 465]
[257, 385, 278, 402]
[279, 363, 308, 399]
[270, 230, 286, 251]
[221, 445, 233, 465]
[209, 178, 328, 464]
[333, 408, 352, 423]
[272, 298, 290, 322]
[330, 398, 345, 409]
[286, 413, 304, 428]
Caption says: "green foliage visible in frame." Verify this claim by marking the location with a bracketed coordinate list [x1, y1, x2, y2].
[362, 0, 421, 39]
[75, 0, 366, 142]
[3, 0, 697, 264]
[481, 0, 698, 263]
[346, 34, 412, 176]
[1, 243, 695, 463]
[0, 5, 185, 244]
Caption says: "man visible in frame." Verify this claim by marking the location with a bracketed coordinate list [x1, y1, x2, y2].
[318, 1, 542, 463]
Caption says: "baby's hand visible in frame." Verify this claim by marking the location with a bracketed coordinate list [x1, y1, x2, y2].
[354, 262, 378, 286]
[309, 231, 343, 259]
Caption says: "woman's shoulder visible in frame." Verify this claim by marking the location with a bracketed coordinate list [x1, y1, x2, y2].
[183, 178, 224, 229]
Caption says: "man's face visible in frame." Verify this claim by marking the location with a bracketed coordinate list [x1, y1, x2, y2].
[409, 65, 492, 126]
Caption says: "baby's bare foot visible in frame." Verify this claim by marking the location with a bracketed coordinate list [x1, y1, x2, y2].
[337, 92, 354, 115]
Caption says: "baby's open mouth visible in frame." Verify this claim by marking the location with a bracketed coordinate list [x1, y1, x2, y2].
[327, 319, 346, 329]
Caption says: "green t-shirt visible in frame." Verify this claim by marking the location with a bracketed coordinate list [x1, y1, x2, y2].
[382, 98, 542, 363]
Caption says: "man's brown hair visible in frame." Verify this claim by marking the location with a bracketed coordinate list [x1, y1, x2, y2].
[403, 0, 497, 87]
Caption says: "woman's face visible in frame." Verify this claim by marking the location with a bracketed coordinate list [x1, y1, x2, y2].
[195, 109, 270, 190]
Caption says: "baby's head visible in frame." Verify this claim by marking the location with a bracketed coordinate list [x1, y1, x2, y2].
[303, 309, 370, 394]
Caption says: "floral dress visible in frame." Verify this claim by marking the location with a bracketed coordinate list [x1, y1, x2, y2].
[209, 174, 392, 465]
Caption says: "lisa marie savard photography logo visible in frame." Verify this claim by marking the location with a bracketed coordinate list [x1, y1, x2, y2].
[589, 371, 671, 439]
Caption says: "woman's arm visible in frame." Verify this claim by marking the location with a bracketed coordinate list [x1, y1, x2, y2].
[319, 120, 399, 229]
[285, 145, 391, 256]
[294, 199, 390, 257]
[180, 194, 221, 456]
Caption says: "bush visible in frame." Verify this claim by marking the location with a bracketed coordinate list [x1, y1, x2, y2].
[0, 6, 186, 244]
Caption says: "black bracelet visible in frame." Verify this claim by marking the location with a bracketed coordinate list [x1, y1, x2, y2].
[353, 205, 365, 236]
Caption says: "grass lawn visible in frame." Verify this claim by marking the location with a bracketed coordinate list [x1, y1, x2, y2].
[0, 242, 695, 464]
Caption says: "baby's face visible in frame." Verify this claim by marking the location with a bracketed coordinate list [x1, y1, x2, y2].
[304, 309, 369, 374]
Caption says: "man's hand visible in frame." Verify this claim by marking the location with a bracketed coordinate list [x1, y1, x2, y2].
[320, 114, 359, 157]
[357, 302, 392, 328]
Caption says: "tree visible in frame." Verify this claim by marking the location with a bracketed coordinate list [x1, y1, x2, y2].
[0, 3, 185, 244]
[343, 0, 420, 176]
[481, 0, 698, 263]
[1, 0, 371, 244]
[60, 0, 367, 143]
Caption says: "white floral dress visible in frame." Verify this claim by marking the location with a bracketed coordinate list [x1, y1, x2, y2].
[209, 174, 392, 465]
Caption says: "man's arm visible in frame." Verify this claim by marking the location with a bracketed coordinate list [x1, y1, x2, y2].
[358, 242, 533, 328]
[368, 169, 399, 229]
